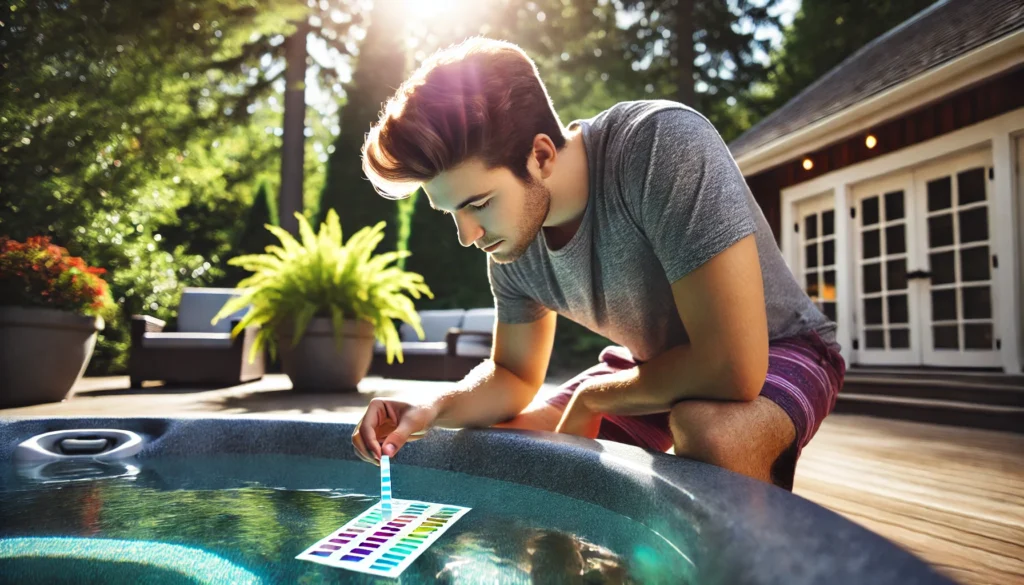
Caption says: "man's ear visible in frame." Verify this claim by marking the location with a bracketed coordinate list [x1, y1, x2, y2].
[531, 133, 558, 179]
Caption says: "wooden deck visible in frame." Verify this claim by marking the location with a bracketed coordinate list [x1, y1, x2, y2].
[794, 416, 1024, 585]
[3, 375, 1022, 585]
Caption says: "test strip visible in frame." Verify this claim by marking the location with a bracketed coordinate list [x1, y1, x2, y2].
[380, 455, 393, 521]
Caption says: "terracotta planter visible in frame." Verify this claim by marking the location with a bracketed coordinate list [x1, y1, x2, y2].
[277, 317, 375, 391]
[0, 306, 104, 408]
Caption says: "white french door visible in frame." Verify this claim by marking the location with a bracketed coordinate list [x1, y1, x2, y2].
[796, 194, 838, 325]
[850, 150, 1001, 368]
[913, 151, 1001, 368]
[852, 174, 921, 366]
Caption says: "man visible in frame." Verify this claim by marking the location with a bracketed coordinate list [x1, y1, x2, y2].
[351, 38, 845, 490]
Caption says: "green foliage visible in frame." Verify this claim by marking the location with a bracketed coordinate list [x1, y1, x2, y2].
[317, 0, 407, 252]
[752, 0, 938, 119]
[616, 0, 781, 137]
[1, 0, 360, 373]
[214, 210, 433, 365]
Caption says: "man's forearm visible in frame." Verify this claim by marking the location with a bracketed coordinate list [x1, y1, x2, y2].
[581, 342, 764, 417]
[431, 360, 539, 428]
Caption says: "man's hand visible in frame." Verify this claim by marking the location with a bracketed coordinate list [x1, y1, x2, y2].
[352, 398, 438, 465]
[554, 386, 603, 439]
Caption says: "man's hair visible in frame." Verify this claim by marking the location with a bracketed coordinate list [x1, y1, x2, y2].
[361, 37, 566, 199]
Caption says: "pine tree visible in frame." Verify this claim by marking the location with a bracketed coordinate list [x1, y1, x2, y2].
[317, 0, 407, 252]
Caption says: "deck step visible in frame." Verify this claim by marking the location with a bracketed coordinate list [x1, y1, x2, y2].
[842, 372, 1024, 407]
[834, 392, 1024, 433]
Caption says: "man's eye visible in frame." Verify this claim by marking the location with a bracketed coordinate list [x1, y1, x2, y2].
[472, 200, 491, 211]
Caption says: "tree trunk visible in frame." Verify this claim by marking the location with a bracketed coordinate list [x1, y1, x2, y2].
[279, 22, 309, 236]
[674, 0, 696, 106]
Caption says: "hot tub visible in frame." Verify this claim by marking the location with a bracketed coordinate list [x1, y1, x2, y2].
[0, 417, 951, 584]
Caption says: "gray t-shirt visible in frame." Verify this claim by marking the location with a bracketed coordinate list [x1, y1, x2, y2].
[489, 100, 837, 363]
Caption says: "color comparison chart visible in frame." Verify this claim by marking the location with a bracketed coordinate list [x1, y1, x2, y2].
[297, 455, 470, 578]
[297, 499, 471, 577]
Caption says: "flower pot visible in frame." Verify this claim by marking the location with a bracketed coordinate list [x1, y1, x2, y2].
[0, 306, 104, 408]
[277, 317, 375, 391]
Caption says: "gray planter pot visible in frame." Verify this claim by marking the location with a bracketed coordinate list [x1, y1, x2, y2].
[277, 317, 375, 392]
[0, 306, 104, 408]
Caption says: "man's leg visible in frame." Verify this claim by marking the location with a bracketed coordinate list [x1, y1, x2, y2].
[669, 332, 844, 489]
[668, 397, 795, 484]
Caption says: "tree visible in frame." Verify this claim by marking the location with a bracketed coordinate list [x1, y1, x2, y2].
[0, 0, 360, 372]
[755, 0, 938, 115]
[317, 0, 407, 252]
[617, 0, 781, 139]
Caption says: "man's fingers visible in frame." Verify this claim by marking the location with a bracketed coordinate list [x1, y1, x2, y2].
[356, 401, 386, 461]
[351, 431, 379, 466]
[381, 414, 426, 458]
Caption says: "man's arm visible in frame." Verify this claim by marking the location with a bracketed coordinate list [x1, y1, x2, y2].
[431, 310, 558, 428]
[562, 234, 768, 421]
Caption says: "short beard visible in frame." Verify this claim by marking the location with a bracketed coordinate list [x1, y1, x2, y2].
[490, 178, 550, 264]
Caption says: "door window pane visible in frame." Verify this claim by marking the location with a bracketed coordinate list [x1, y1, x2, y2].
[957, 168, 986, 205]
[932, 289, 958, 322]
[885, 224, 906, 255]
[805, 273, 819, 298]
[886, 259, 907, 291]
[888, 294, 909, 324]
[863, 263, 882, 293]
[822, 210, 834, 236]
[933, 325, 959, 349]
[823, 270, 836, 301]
[865, 297, 883, 325]
[960, 246, 990, 282]
[928, 214, 954, 248]
[964, 324, 993, 349]
[823, 240, 835, 266]
[863, 229, 880, 258]
[823, 302, 837, 322]
[863, 196, 880, 226]
[884, 191, 905, 220]
[927, 177, 952, 211]
[866, 330, 885, 349]
[958, 207, 989, 244]
[805, 244, 818, 268]
[930, 251, 955, 284]
[805, 214, 818, 239]
[962, 286, 992, 319]
[890, 329, 910, 349]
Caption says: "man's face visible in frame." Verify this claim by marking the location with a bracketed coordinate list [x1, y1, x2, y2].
[423, 158, 550, 264]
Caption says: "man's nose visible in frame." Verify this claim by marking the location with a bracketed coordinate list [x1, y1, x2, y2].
[454, 213, 484, 248]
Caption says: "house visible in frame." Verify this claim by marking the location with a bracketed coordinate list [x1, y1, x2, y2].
[732, 0, 1024, 379]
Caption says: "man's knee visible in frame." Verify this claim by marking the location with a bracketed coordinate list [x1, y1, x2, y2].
[668, 402, 733, 466]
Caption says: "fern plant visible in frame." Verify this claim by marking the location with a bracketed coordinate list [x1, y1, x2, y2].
[213, 210, 432, 364]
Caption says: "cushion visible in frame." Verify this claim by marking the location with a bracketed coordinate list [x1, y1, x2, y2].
[399, 309, 465, 342]
[395, 341, 448, 357]
[456, 308, 495, 358]
[176, 288, 247, 334]
[141, 332, 235, 350]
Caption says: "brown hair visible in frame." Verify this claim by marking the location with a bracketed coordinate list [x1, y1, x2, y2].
[362, 37, 566, 199]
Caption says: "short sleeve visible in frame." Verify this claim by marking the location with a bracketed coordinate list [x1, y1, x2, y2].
[623, 108, 757, 283]
[488, 258, 550, 324]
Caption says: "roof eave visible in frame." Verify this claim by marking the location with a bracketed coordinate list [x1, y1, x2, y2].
[734, 28, 1024, 177]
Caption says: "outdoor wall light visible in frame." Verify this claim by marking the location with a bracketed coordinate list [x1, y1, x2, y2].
[865, 134, 878, 149]
[802, 158, 814, 171]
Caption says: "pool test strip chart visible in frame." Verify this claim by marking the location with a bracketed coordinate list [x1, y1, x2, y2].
[296, 499, 471, 577]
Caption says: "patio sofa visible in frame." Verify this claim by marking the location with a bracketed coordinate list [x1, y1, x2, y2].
[370, 308, 495, 381]
[128, 287, 264, 388]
